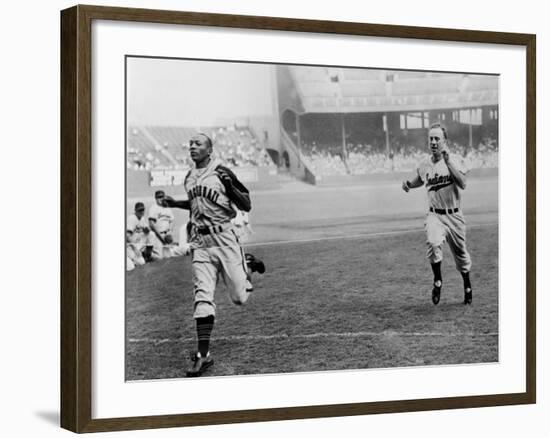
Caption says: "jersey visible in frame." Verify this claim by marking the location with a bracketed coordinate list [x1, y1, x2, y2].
[126, 213, 149, 244]
[184, 159, 251, 318]
[147, 203, 174, 233]
[184, 158, 237, 228]
[417, 154, 468, 210]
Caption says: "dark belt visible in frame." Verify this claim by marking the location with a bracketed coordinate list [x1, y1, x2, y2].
[430, 207, 459, 215]
[196, 224, 230, 235]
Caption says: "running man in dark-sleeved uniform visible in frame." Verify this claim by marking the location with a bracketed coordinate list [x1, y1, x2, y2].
[165, 133, 265, 377]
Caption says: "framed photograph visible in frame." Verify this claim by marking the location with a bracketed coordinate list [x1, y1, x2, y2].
[60, 4, 536, 433]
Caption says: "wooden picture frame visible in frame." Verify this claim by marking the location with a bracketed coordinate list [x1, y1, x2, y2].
[61, 4, 536, 433]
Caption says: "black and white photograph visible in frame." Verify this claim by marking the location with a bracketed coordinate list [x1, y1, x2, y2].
[125, 57, 499, 380]
[3, 0, 545, 434]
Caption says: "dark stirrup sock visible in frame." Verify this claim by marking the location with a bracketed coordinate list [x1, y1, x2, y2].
[196, 315, 215, 357]
[461, 271, 472, 290]
[431, 262, 442, 284]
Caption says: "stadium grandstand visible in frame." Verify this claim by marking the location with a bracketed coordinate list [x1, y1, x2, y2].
[127, 125, 273, 171]
[127, 63, 498, 191]
[277, 65, 498, 184]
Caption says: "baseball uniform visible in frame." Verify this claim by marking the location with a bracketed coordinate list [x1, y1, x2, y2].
[147, 202, 175, 259]
[184, 158, 251, 319]
[417, 154, 471, 273]
[126, 212, 150, 268]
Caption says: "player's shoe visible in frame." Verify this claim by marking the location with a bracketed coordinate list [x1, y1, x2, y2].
[245, 274, 254, 293]
[464, 287, 473, 305]
[245, 253, 266, 274]
[432, 281, 442, 305]
[143, 245, 153, 263]
[186, 351, 214, 377]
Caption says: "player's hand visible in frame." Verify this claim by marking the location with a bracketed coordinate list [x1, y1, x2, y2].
[402, 180, 410, 193]
[164, 234, 173, 245]
[441, 145, 450, 162]
[179, 241, 198, 255]
[216, 168, 234, 191]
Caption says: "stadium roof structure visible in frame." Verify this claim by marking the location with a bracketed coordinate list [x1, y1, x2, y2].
[288, 66, 498, 114]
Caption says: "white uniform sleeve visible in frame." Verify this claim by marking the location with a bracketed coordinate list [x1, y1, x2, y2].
[148, 204, 159, 222]
[166, 208, 175, 222]
[127, 215, 138, 233]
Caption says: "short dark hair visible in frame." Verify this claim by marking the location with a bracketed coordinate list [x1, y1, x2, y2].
[154, 190, 165, 199]
[429, 122, 448, 139]
[134, 202, 145, 211]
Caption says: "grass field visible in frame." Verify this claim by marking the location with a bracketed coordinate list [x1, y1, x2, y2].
[126, 176, 498, 380]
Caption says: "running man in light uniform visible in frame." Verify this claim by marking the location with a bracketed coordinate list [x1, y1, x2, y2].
[402, 123, 473, 305]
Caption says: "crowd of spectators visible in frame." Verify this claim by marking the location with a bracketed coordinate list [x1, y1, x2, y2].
[127, 127, 167, 170]
[127, 123, 497, 179]
[449, 137, 499, 169]
[210, 126, 273, 168]
[127, 125, 274, 171]
[299, 137, 499, 177]
[300, 141, 348, 176]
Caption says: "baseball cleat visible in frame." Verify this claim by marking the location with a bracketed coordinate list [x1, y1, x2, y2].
[464, 288, 473, 305]
[245, 253, 265, 274]
[186, 352, 214, 377]
[432, 281, 442, 305]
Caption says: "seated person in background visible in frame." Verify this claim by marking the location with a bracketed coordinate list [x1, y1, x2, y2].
[126, 202, 152, 271]
[148, 190, 175, 260]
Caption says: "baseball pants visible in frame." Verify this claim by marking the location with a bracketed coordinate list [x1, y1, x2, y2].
[425, 211, 472, 273]
[151, 230, 174, 259]
[126, 232, 151, 268]
[191, 228, 250, 319]
[126, 244, 146, 267]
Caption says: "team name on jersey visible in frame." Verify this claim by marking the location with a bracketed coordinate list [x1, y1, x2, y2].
[188, 185, 221, 204]
[426, 173, 453, 192]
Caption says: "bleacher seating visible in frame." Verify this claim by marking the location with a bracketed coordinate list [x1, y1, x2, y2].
[127, 125, 274, 171]
[342, 69, 382, 81]
[464, 76, 498, 92]
[209, 126, 273, 167]
[283, 65, 499, 180]
[291, 66, 329, 82]
[298, 82, 339, 98]
[395, 71, 427, 80]
[341, 81, 386, 97]
[289, 65, 497, 112]
[127, 127, 172, 170]
[392, 76, 463, 96]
